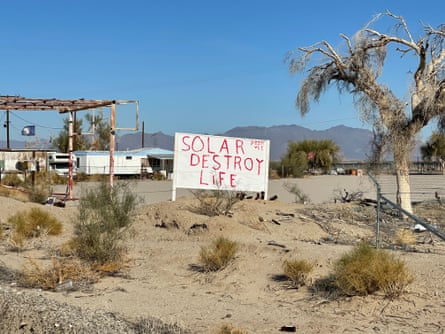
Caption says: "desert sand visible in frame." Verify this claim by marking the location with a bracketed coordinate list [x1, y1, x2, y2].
[1, 175, 444, 333]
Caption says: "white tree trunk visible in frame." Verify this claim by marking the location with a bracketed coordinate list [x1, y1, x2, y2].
[394, 152, 413, 214]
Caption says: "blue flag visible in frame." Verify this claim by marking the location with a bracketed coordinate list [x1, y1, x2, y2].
[21, 125, 36, 136]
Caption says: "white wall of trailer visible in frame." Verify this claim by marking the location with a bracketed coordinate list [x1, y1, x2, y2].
[76, 152, 144, 175]
[47, 152, 77, 177]
[0, 151, 48, 173]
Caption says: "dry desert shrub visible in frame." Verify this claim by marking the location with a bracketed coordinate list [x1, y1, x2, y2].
[311, 274, 340, 299]
[8, 207, 62, 238]
[283, 182, 310, 204]
[191, 190, 239, 216]
[334, 242, 413, 298]
[7, 208, 62, 250]
[132, 316, 191, 334]
[282, 259, 314, 288]
[27, 185, 50, 204]
[20, 257, 99, 291]
[218, 324, 248, 334]
[53, 240, 129, 276]
[394, 228, 416, 247]
[199, 236, 238, 272]
[2, 173, 23, 187]
[370, 252, 414, 299]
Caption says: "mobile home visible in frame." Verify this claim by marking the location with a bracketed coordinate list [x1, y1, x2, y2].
[74, 148, 174, 177]
[75, 149, 151, 176]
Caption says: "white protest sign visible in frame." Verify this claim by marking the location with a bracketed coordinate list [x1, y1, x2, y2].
[172, 132, 270, 199]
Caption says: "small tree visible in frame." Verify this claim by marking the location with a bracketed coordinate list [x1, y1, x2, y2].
[51, 111, 110, 152]
[84, 109, 111, 150]
[51, 117, 89, 152]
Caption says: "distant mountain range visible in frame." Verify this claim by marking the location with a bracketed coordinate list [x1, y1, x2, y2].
[0, 125, 423, 161]
[2, 124, 424, 161]
[117, 125, 375, 161]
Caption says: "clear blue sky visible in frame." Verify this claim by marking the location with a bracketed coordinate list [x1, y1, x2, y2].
[0, 1, 444, 143]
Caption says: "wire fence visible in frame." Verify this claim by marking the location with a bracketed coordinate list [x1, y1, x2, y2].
[373, 174, 445, 203]
[368, 173, 445, 252]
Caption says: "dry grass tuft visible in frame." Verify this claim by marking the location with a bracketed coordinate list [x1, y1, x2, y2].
[199, 237, 238, 272]
[132, 316, 191, 334]
[8, 208, 62, 238]
[394, 229, 416, 247]
[5, 208, 62, 251]
[2, 174, 23, 187]
[20, 258, 99, 291]
[191, 190, 239, 217]
[93, 259, 130, 276]
[218, 324, 248, 334]
[282, 259, 314, 288]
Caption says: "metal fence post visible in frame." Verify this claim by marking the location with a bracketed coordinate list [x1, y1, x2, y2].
[367, 172, 381, 248]
[376, 183, 381, 248]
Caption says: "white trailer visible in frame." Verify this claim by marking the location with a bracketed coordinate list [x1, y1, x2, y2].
[75, 150, 152, 176]
[47, 152, 77, 177]
[0, 150, 47, 174]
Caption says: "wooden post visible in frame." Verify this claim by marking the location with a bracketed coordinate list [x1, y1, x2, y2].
[6, 110, 10, 149]
[109, 102, 116, 188]
[68, 111, 74, 200]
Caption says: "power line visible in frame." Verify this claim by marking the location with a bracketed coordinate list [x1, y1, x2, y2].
[10, 111, 63, 130]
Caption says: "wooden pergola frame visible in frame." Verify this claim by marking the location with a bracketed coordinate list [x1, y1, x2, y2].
[0, 96, 139, 200]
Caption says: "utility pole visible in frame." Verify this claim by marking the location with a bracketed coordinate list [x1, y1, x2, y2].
[4, 110, 10, 149]
[141, 121, 145, 148]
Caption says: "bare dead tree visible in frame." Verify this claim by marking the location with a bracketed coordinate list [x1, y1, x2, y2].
[286, 11, 445, 213]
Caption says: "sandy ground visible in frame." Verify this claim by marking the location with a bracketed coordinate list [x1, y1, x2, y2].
[1, 175, 445, 333]
[54, 175, 377, 205]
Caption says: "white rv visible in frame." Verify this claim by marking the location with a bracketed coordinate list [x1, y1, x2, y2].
[75, 150, 151, 177]
[47, 152, 77, 177]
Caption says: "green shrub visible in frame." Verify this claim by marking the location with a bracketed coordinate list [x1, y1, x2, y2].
[73, 182, 138, 265]
[199, 237, 238, 272]
[334, 242, 413, 298]
[282, 259, 314, 288]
